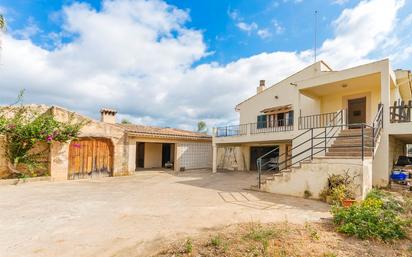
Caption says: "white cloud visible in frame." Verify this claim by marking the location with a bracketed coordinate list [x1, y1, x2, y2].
[11, 17, 41, 40]
[272, 20, 285, 34]
[318, 0, 405, 68]
[333, 0, 349, 5]
[236, 22, 258, 33]
[0, 0, 409, 130]
[257, 29, 272, 39]
[227, 8, 240, 21]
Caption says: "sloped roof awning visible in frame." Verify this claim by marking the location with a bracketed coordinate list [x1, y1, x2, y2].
[261, 104, 292, 114]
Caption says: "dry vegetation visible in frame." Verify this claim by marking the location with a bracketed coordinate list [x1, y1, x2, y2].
[152, 190, 412, 257]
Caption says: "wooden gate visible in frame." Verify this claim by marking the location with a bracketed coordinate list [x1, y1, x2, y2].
[68, 138, 114, 180]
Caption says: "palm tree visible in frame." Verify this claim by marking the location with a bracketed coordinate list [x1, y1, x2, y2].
[0, 15, 5, 30]
[0, 14, 5, 61]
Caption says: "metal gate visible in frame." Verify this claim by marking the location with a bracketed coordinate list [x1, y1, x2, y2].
[68, 138, 114, 180]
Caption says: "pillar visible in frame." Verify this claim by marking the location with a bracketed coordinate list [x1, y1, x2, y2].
[212, 143, 217, 173]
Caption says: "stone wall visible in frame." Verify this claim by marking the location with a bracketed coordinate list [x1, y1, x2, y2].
[50, 106, 129, 179]
[0, 136, 7, 178]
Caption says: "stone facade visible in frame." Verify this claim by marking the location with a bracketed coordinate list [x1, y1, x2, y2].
[0, 105, 212, 180]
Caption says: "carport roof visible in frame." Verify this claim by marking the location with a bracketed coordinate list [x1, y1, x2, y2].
[118, 124, 212, 141]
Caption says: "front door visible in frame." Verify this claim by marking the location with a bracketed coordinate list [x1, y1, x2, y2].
[347, 97, 366, 128]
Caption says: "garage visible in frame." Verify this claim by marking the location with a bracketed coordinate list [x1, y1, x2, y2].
[68, 138, 114, 179]
[122, 123, 212, 172]
[135, 142, 175, 169]
[250, 146, 279, 171]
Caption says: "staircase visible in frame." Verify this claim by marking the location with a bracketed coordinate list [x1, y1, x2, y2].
[325, 128, 374, 158]
[255, 104, 384, 193]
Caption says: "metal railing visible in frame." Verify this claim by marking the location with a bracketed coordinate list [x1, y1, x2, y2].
[390, 100, 412, 123]
[256, 106, 384, 189]
[299, 110, 344, 129]
[250, 119, 293, 134]
[214, 119, 293, 137]
[215, 124, 248, 137]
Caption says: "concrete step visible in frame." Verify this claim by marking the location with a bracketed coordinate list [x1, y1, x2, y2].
[325, 151, 373, 157]
[328, 148, 373, 154]
[332, 138, 373, 144]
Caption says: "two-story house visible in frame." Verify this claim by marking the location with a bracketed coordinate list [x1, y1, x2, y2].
[212, 59, 412, 199]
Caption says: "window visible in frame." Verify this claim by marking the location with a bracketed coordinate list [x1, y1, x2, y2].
[257, 115, 267, 128]
[288, 111, 294, 126]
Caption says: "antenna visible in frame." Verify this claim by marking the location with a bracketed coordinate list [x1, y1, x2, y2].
[314, 10, 318, 63]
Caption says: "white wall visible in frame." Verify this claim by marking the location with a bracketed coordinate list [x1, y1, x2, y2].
[179, 142, 212, 169]
[144, 143, 162, 168]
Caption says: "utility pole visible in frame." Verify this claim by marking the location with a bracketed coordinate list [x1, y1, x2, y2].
[314, 10, 318, 63]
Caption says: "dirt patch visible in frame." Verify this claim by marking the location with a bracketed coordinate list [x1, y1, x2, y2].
[151, 221, 412, 257]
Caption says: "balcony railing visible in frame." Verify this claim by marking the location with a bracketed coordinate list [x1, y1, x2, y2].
[299, 111, 344, 130]
[390, 100, 412, 123]
[215, 124, 248, 137]
[250, 119, 293, 134]
[214, 119, 293, 137]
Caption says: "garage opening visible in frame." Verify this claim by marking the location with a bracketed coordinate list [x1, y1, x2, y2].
[68, 138, 114, 180]
[135, 142, 175, 170]
[250, 146, 279, 171]
[162, 143, 175, 168]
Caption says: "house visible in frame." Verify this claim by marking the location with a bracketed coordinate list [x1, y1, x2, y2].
[212, 59, 412, 199]
[0, 105, 212, 180]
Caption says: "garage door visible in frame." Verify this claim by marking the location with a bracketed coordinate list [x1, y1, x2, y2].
[68, 138, 114, 179]
[179, 142, 212, 169]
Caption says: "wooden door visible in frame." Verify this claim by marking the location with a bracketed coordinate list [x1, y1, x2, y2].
[348, 97, 366, 127]
[68, 138, 113, 179]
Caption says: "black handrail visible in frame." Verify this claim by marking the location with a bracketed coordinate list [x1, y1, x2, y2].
[256, 106, 384, 189]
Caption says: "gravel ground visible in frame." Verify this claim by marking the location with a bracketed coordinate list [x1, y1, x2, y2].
[0, 170, 330, 257]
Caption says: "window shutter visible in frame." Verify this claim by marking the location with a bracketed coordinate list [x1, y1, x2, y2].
[257, 115, 267, 128]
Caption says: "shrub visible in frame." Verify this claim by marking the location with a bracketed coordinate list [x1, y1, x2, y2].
[210, 235, 222, 247]
[304, 189, 312, 198]
[331, 189, 409, 241]
[320, 171, 357, 205]
[0, 92, 86, 178]
[184, 238, 193, 253]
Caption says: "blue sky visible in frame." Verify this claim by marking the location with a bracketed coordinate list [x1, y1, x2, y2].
[5, 0, 406, 64]
[0, 0, 411, 130]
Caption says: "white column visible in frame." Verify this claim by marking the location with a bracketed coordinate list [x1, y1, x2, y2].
[212, 143, 217, 173]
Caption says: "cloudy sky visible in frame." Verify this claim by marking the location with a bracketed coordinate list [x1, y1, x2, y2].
[0, 0, 411, 131]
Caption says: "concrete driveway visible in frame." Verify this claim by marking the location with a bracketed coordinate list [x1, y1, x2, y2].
[0, 170, 330, 257]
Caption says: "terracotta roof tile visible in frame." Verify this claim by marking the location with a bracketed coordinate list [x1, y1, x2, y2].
[117, 124, 211, 140]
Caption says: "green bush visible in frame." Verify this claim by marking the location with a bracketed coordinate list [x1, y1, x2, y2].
[320, 172, 356, 205]
[331, 189, 409, 241]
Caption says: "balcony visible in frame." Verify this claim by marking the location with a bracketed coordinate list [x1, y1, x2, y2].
[390, 101, 412, 123]
[214, 119, 293, 137]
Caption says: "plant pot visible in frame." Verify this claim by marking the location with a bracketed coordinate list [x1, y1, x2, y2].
[341, 199, 356, 208]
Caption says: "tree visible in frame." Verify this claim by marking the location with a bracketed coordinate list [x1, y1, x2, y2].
[0, 14, 5, 61]
[197, 121, 207, 133]
[0, 92, 86, 178]
[121, 118, 132, 124]
[0, 15, 5, 31]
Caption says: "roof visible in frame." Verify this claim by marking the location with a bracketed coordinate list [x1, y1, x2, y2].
[118, 124, 212, 141]
[261, 104, 292, 114]
[235, 60, 332, 110]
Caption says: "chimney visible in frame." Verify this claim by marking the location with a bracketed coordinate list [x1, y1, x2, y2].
[257, 80, 266, 94]
[100, 108, 117, 124]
